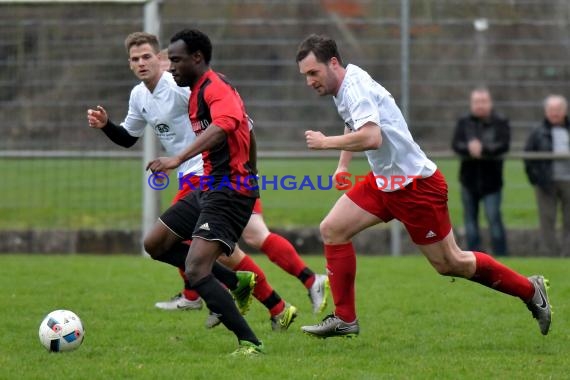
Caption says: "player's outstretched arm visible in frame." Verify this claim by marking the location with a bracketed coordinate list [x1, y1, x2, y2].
[305, 122, 381, 152]
[146, 124, 226, 173]
[87, 105, 139, 148]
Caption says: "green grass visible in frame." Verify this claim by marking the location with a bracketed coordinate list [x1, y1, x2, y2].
[0, 157, 538, 229]
[1, 254, 568, 379]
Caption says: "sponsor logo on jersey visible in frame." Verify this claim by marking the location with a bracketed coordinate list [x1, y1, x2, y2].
[155, 123, 170, 134]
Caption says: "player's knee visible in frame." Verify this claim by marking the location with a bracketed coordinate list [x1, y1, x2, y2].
[185, 255, 213, 286]
[184, 266, 203, 287]
[320, 219, 349, 244]
[319, 218, 338, 243]
[242, 219, 270, 249]
[143, 236, 164, 259]
[242, 231, 266, 249]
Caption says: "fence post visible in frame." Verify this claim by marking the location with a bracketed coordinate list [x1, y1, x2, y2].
[141, 0, 161, 256]
[390, 0, 410, 257]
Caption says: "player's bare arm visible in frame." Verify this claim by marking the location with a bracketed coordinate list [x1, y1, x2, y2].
[305, 122, 381, 152]
[332, 127, 354, 187]
[146, 124, 226, 172]
[336, 127, 354, 169]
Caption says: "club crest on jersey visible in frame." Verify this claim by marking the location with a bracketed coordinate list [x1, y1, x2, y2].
[192, 119, 210, 135]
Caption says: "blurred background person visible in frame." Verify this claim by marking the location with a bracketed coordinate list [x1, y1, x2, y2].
[524, 94, 570, 257]
[452, 87, 510, 256]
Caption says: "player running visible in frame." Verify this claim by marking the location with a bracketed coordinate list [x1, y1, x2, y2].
[86, 32, 323, 337]
[295, 34, 552, 339]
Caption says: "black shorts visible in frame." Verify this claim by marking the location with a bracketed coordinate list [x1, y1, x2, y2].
[159, 189, 256, 255]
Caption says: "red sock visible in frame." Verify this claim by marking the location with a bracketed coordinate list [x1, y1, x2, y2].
[177, 267, 201, 301]
[325, 242, 357, 322]
[261, 233, 315, 288]
[268, 298, 286, 317]
[233, 255, 284, 316]
[470, 252, 534, 301]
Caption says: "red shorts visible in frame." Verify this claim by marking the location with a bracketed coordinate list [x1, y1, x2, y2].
[172, 174, 263, 215]
[171, 174, 201, 205]
[346, 169, 451, 245]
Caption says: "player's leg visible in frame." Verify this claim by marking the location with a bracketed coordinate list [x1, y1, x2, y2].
[218, 247, 298, 331]
[243, 212, 315, 288]
[155, 175, 202, 310]
[154, 264, 203, 311]
[144, 220, 253, 336]
[243, 205, 329, 314]
[418, 231, 551, 335]
[399, 170, 551, 335]
[301, 190, 382, 338]
[185, 238, 262, 350]
[183, 191, 263, 353]
[144, 191, 207, 307]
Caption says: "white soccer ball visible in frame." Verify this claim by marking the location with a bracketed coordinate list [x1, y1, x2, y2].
[38, 310, 85, 352]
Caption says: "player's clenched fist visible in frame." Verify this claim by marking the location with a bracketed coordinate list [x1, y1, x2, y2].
[305, 130, 327, 150]
[87, 105, 109, 129]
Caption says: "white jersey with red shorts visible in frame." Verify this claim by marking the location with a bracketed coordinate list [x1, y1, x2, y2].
[333, 64, 449, 245]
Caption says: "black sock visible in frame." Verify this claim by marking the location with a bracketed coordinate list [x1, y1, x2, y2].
[191, 274, 259, 345]
[211, 262, 238, 289]
[261, 290, 282, 311]
[297, 267, 315, 285]
[153, 242, 188, 268]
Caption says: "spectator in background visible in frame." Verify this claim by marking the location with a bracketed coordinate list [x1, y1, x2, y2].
[452, 87, 510, 256]
[524, 94, 570, 257]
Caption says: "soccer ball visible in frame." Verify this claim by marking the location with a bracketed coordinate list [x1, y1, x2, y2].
[38, 310, 85, 352]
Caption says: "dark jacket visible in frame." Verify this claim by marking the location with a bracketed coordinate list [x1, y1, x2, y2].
[524, 117, 570, 188]
[452, 112, 510, 196]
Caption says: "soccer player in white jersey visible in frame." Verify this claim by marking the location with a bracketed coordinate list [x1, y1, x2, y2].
[295, 34, 552, 338]
[86, 32, 326, 330]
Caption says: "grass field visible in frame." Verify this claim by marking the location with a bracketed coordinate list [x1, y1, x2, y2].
[1, 254, 568, 379]
[0, 157, 539, 230]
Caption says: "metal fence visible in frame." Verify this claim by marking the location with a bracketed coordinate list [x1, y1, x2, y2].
[1, 0, 568, 152]
[0, 0, 568, 247]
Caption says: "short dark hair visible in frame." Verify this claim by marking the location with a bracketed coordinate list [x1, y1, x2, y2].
[170, 29, 212, 64]
[295, 34, 343, 65]
[124, 32, 160, 54]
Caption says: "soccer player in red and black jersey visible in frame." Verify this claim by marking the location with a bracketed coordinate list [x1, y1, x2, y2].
[144, 29, 263, 356]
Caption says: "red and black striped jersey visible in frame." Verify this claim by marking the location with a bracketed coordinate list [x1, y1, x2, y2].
[189, 69, 258, 197]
